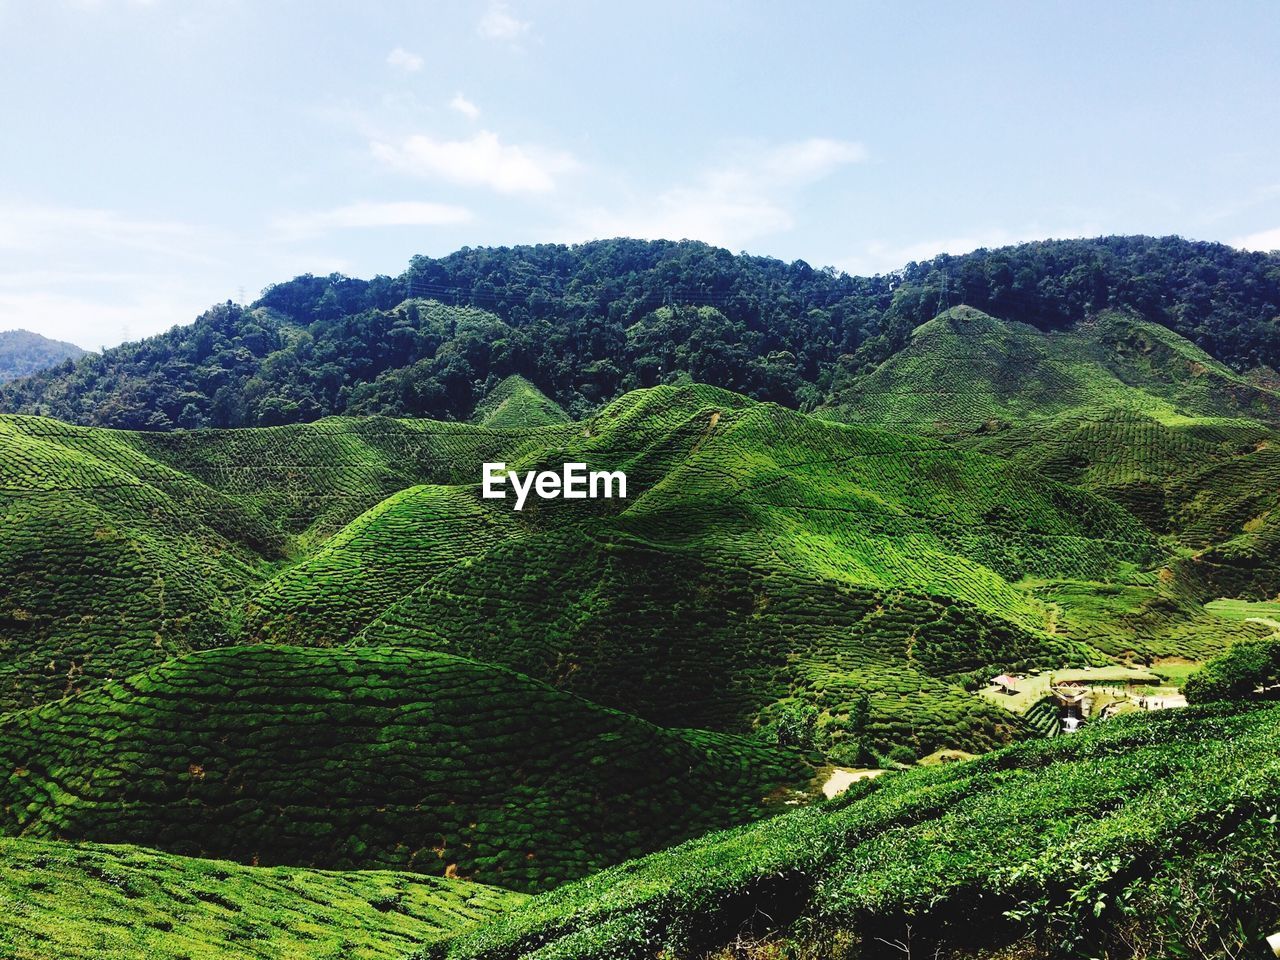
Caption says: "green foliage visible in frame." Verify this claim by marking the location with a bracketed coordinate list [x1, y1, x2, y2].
[1185, 635, 1280, 703]
[0, 646, 805, 892]
[3, 236, 1278, 428]
[440, 704, 1280, 960]
[469, 375, 569, 428]
[0, 835, 523, 960]
[0, 377, 1236, 759]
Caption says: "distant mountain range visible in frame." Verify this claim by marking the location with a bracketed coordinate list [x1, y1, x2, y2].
[0, 235, 1277, 429]
[0, 328, 86, 382]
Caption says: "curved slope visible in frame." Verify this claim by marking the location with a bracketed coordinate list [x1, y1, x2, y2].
[445, 703, 1280, 960]
[0, 835, 522, 960]
[0, 645, 806, 893]
[471, 376, 569, 429]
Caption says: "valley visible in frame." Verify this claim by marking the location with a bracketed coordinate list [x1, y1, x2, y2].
[1, 238, 1279, 958]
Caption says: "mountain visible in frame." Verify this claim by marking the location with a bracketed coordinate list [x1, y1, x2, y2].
[0, 329, 86, 382]
[824, 306, 1280, 433]
[0, 236, 1277, 430]
[3, 235, 1280, 958]
[441, 702, 1280, 960]
[470, 375, 570, 428]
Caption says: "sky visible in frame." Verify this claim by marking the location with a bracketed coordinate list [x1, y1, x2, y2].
[1, 1, 1279, 350]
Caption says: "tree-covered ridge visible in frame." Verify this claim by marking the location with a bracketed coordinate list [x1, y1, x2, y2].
[1, 236, 1277, 429]
[0, 329, 87, 383]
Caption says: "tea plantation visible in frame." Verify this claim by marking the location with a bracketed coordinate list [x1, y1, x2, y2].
[0, 645, 805, 893]
[440, 702, 1280, 960]
[1, 371, 1268, 760]
[0, 835, 523, 960]
[3, 308, 1280, 959]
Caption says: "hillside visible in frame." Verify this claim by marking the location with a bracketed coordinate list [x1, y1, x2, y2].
[825, 307, 1280, 433]
[470, 375, 570, 429]
[440, 703, 1280, 960]
[0, 645, 805, 892]
[2, 381, 1242, 761]
[0, 329, 86, 382]
[1, 236, 1277, 429]
[826, 307, 1280, 601]
[0, 836, 522, 960]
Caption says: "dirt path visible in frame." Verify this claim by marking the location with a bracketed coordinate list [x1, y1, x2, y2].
[822, 767, 886, 799]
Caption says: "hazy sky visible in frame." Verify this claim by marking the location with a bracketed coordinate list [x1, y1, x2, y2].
[2, 1, 1279, 349]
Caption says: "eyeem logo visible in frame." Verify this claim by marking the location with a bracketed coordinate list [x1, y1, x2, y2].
[482, 462, 627, 511]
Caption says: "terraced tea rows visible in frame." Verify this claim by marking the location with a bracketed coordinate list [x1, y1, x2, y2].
[442, 702, 1280, 960]
[362, 535, 1071, 755]
[0, 377, 1186, 756]
[471, 376, 570, 429]
[0, 836, 523, 960]
[827, 308, 1280, 435]
[0, 646, 806, 892]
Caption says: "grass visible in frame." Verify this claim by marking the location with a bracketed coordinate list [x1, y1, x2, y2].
[0, 306, 1279, 957]
[0, 835, 523, 960]
[470, 375, 570, 429]
[1205, 597, 1280, 627]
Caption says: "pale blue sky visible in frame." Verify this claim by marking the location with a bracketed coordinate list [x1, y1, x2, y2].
[1, 0, 1278, 348]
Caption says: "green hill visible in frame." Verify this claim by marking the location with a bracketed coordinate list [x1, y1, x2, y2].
[825, 306, 1280, 607]
[3, 380, 1263, 759]
[471, 376, 569, 429]
[825, 307, 1280, 433]
[0, 411, 580, 708]
[0, 836, 522, 960]
[0, 645, 805, 892]
[441, 702, 1280, 960]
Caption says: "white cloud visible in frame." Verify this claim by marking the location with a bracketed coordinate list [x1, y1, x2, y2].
[0, 204, 210, 261]
[477, 2, 529, 41]
[371, 130, 577, 194]
[559, 137, 866, 249]
[0, 203, 239, 348]
[758, 138, 869, 182]
[273, 200, 472, 239]
[1231, 226, 1280, 252]
[0, 202, 355, 350]
[386, 46, 423, 73]
[449, 92, 480, 120]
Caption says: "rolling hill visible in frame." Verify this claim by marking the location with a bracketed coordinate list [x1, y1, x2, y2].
[1, 378, 1231, 761]
[3, 267, 1280, 960]
[0, 645, 804, 892]
[440, 702, 1280, 960]
[0, 835, 522, 960]
[2, 236, 1277, 429]
[825, 307, 1280, 434]
[827, 305, 1280, 611]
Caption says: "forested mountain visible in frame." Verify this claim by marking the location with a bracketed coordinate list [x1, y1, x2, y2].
[0, 328, 86, 382]
[2, 236, 1277, 430]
